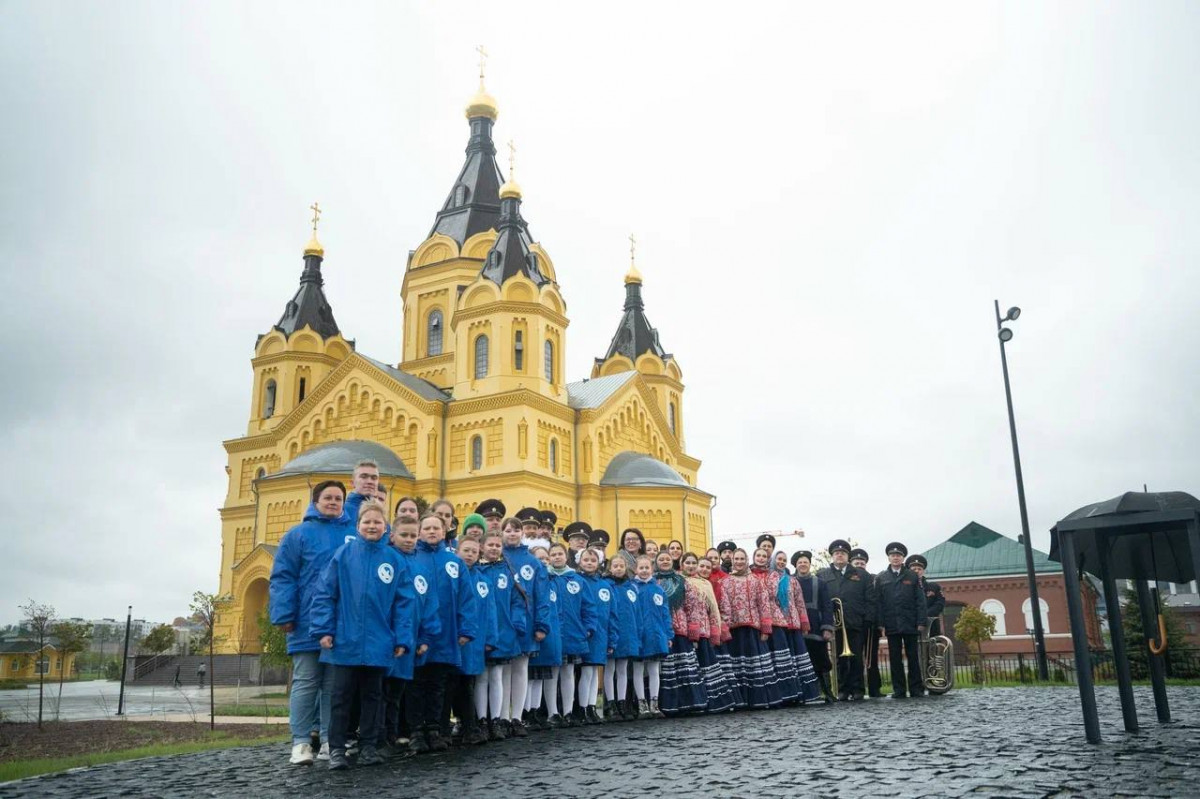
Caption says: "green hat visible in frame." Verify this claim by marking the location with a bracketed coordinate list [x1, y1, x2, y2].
[462, 513, 487, 534]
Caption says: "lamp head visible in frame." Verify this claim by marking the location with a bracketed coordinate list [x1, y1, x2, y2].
[998, 328, 1014, 342]
[1005, 306, 1021, 322]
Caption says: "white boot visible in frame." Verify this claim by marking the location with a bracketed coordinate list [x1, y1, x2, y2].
[289, 743, 314, 765]
[316, 742, 330, 761]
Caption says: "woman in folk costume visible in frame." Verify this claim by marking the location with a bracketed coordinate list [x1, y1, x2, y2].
[749, 547, 803, 704]
[697, 556, 743, 709]
[781, 553, 823, 704]
[681, 553, 738, 713]
[717, 549, 783, 709]
[653, 551, 708, 716]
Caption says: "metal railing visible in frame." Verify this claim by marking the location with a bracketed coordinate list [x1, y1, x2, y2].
[875, 647, 1200, 686]
[132, 654, 175, 681]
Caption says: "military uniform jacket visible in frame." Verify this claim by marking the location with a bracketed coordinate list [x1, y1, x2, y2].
[875, 567, 927, 635]
[815, 565, 876, 630]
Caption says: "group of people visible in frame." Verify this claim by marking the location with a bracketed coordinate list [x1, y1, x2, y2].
[268, 460, 946, 771]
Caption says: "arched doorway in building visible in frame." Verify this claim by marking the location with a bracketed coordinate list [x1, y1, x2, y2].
[239, 577, 269, 654]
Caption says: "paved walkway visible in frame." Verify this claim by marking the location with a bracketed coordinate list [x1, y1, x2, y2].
[0, 681, 285, 723]
[3, 686, 1198, 797]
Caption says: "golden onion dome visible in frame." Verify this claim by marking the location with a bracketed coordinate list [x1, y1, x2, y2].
[624, 263, 643, 285]
[304, 234, 324, 257]
[465, 84, 499, 121]
[499, 178, 523, 200]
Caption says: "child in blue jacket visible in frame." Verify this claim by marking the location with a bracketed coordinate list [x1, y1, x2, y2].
[633, 554, 672, 718]
[546, 543, 597, 727]
[268, 479, 354, 765]
[501, 516, 551, 735]
[478, 530, 525, 740]
[310, 501, 414, 770]
[578, 547, 620, 722]
[527, 544, 563, 730]
[605, 555, 642, 720]
[442, 536, 495, 746]
[405, 513, 478, 754]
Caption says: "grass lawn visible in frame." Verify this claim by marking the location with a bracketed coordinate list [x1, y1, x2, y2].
[0, 721, 285, 784]
[212, 703, 288, 717]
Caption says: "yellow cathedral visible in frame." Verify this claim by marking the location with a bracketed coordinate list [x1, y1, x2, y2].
[214, 76, 713, 652]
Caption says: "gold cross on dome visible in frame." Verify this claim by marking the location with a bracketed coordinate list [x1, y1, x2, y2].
[310, 202, 322, 234]
[507, 139, 517, 180]
[629, 233, 637, 265]
[476, 45, 489, 82]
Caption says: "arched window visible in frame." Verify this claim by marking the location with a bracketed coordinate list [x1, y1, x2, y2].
[474, 335, 489, 379]
[471, 435, 483, 470]
[452, 184, 469, 207]
[255, 467, 266, 481]
[514, 330, 524, 371]
[1022, 598, 1050, 634]
[544, 340, 554, 384]
[549, 438, 558, 474]
[980, 599, 1007, 636]
[262, 379, 277, 419]
[427, 310, 443, 357]
[669, 402, 677, 436]
[298, 377, 307, 402]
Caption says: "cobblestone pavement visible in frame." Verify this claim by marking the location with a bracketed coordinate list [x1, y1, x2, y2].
[3, 686, 1198, 798]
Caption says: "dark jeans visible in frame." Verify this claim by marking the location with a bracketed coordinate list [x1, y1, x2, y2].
[406, 662, 451, 733]
[803, 637, 831, 673]
[378, 677, 407, 746]
[330, 665, 385, 751]
[865, 628, 883, 696]
[835, 626, 865, 696]
[887, 632, 923, 697]
[441, 672, 478, 735]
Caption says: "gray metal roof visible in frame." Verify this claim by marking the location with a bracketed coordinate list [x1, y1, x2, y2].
[600, 450, 689, 488]
[567, 371, 636, 410]
[362, 355, 450, 403]
[264, 440, 414, 481]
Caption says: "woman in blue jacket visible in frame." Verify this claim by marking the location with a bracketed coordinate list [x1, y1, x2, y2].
[633, 554, 672, 719]
[268, 480, 354, 766]
[500, 517, 551, 736]
[545, 543, 597, 727]
[479, 530, 525, 740]
[309, 501, 414, 770]
[605, 555, 641, 721]
[576, 547, 618, 723]
[405, 513, 479, 754]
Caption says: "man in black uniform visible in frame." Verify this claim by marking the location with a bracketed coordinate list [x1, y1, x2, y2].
[717, 540, 736, 574]
[876, 542, 927, 698]
[563, 521, 592, 569]
[906, 554, 945, 636]
[849, 548, 883, 698]
[539, 510, 558, 545]
[817, 539, 876, 701]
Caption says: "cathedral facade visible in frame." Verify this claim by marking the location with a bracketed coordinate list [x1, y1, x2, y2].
[214, 79, 713, 653]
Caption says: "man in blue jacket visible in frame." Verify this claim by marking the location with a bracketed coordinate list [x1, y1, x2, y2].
[269, 479, 354, 765]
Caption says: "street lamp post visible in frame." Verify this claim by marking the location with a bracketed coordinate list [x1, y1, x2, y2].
[995, 300, 1050, 680]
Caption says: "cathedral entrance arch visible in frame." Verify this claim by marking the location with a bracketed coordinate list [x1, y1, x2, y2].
[239, 577, 269, 654]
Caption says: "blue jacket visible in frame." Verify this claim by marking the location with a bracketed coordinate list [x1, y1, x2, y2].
[390, 547, 441, 680]
[798, 572, 834, 642]
[551, 569, 597, 659]
[269, 503, 355, 654]
[502, 543, 552, 654]
[529, 573, 564, 667]
[458, 564, 498, 676]
[480, 560, 527, 660]
[411, 539, 478, 667]
[607, 576, 642, 660]
[309, 536, 414, 668]
[635, 578, 671, 658]
[579, 572, 619, 665]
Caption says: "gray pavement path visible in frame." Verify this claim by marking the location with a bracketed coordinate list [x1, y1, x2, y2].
[2, 685, 1198, 797]
[0, 681, 285, 723]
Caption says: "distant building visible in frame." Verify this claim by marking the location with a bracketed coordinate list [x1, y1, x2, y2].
[0, 639, 78, 680]
[922, 522, 1103, 655]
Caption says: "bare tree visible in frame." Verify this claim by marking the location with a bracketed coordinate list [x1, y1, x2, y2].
[19, 599, 56, 729]
[49, 620, 91, 721]
[189, 590, 230, 729]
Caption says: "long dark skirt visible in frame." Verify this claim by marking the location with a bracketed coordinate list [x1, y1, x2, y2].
[786, 629, 822, 703]
[659, 634, 707, 716]
[726, 627, 783, 709]
[713, 640, 746, 709]
[766, 627, 802, 704]
[694, 637, 737, 713]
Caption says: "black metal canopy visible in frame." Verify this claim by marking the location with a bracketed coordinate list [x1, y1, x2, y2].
[1049, 491, 1200, 583]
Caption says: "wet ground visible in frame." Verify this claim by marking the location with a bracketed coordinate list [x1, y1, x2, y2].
[2, 685, 1197, 798]
[0, 681, 278, 722]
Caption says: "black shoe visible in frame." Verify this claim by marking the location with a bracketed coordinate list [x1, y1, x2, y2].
[508, 719, 528, 738]
[851, 692, 864, 701]
[328, 748, 349, 771]
[837, 692, 849, 702]
[466, 721, 489, 745]
[408, 733, 430, 755]
[547, 713, 564, 729]
[890, 692, 907, 699]
[571, 706, 586, 725]
[489, 719, 508, 741]
[427, 729, 449, 752]
[357, 745, 382, 766]
[585, 705, 602, 724]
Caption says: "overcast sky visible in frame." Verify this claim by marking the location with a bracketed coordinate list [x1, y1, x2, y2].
[2, 2, 1198, 623]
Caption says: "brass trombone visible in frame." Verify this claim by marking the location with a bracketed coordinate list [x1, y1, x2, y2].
[830, 598, 852, 697]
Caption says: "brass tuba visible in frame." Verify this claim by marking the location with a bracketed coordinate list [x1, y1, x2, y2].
[919, 616, 955, 694]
